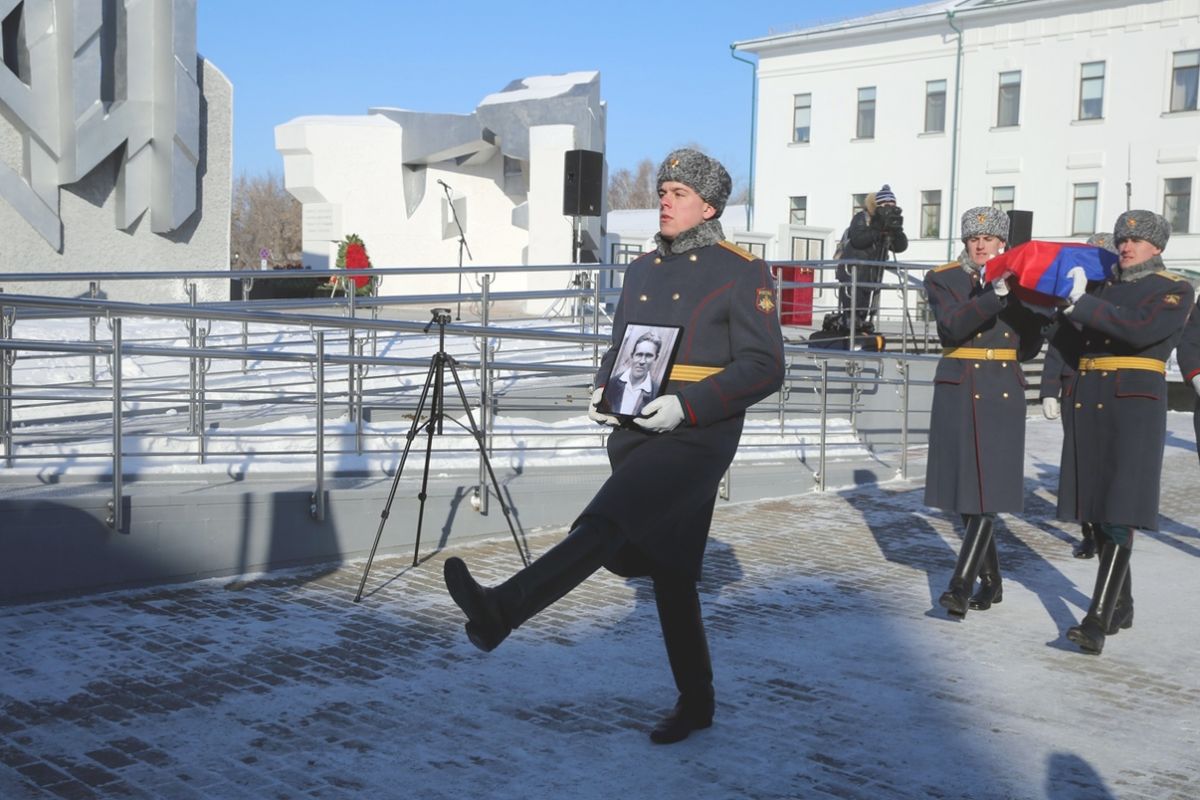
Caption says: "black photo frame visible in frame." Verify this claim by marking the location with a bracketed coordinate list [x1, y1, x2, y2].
[598, 323, 683, 420]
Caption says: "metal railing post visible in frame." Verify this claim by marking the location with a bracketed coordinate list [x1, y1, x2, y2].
[899, 265, 910, 354]
[240, 275, 253, 373]
[348, 289, 357, 422]
[778, 353, 787, 435]
[108, 318, 123, 530]
[590, 266, 600, 335]
[89, 281, 99, 385]
[848, 359, 860, 433]
[1, 306, 12, 467]
[818, 358, 828, 492]
[187, 282, 198, 433]
[899, 360, 911, 480]
[849, 262, 858, 338]
[312, 331, 326, 521]
[477, 274, 491, 514]
[354, 338, 364, 455]
[370, 305, 379, 358]
[347, 330, 357, 423]
[197, 328, 207, 464]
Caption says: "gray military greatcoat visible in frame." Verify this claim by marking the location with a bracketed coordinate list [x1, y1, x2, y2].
[923, 260, 1044, 514]
[1051, 259, 1194, 529]
[579, 238, 784, 581]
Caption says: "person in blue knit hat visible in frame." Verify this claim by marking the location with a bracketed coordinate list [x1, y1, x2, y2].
[836, 183, 908, 333]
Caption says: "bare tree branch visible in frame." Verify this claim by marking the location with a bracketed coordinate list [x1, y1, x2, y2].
[230, 171, 302, 269]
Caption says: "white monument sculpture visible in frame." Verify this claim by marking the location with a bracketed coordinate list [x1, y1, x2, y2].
[276, 71, 606, 312]
[0, 0, 232, 302]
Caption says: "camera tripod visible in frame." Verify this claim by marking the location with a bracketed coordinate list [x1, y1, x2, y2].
[354, 308, 529, 603]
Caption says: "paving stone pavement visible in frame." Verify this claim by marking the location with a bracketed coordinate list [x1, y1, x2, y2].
[1, 415, 1198, 800]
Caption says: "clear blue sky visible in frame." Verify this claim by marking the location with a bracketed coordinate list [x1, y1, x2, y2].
[197, 0, 915, 187]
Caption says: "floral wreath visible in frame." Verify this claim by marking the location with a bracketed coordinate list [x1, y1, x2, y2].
[334, 233, 376, 294]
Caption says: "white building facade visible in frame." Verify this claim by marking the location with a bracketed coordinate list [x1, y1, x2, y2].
[275, 72, 606, 310]
[733, 0, 1200, 275]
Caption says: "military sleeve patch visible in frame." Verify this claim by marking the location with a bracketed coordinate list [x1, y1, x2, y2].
[756, 288, 776, 314]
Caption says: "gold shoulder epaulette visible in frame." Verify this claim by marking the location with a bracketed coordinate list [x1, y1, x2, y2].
[932, 261, 960, 273]
[1154, 269, 1190, 283]
[718, 240, 756, 261]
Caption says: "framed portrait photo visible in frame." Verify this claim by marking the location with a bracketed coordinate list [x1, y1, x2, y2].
[597, 323, 683, 420]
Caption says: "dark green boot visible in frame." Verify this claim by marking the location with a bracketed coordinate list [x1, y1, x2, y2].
[1073, 522, 1098, 559]
[649, 573, 714, 744]
[444, 521, 615, 652]
[969, 536, 1003, 611]
[939, 515, 994, 617]
[1067, 538, 1131, 655]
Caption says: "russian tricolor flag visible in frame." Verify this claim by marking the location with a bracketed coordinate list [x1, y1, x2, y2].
[983, 241, 1118, 306]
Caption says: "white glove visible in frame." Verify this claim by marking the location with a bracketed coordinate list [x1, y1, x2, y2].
[1042, 396, 1060, 420]
[1066, 266, 1087, 304]
[587, 387, 619, 427]
[991, 270, 1012, 298]
[1193, 375, 1200, 397]
[632, 394, 685, 433]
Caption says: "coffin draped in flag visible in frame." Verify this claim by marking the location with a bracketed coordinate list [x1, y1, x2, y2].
[983, 240, 1118, 306]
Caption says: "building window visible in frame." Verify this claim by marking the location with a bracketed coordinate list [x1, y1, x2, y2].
[793, 93, 811, 143]
[992, 186, 1015, 214]
[856, 86, 876, 139]
[997, 71, 1021, 127]
[1071, 183, 1098, 235]
[1171, 50, 1200, 112]
[1079, 61, 1105, 120]
[851, 193, 868, 219]
[920, 191, 942, 238]
[1164, 177, 1192, 234]
[791, 236, 824, 260]
[610, 243, 644, 265]
[789, 196, 808, 225]
[924, 79, 946, 133]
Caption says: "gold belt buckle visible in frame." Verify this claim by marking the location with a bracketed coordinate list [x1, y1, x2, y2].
[985, 348, 995, 360]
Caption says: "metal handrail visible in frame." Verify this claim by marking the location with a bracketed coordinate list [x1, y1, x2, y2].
[0, 270, 939, 531]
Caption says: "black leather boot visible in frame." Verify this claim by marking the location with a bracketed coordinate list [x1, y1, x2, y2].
[1107, 568, 1133, 635]
[1073, 522, 1098, 559]
[443, 521, 615, 652]
[1067, 538, 1132, 655]
[969, 536, 1003, 610]
[939, 515, 994, 617]
[649, 573, 714, 745]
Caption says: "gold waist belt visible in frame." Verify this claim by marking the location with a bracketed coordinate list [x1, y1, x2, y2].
[942, 347, 1018, 361]
[669, 364, 724, 382]
[1078, 356, 1166, 374]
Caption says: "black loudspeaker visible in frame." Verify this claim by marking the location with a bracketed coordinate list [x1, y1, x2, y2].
[1007, 210, 1033, 247]
[563, 149, 603, 217]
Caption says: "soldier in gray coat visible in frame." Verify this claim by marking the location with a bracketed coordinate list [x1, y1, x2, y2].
[443, 149, 784, 743]
[924, 207, 1045, 618]
[1052, 210, 1194, 654]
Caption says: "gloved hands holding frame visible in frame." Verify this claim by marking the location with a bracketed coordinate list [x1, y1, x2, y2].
[632, 395, 685, 433]
[587, 387, 619, 427]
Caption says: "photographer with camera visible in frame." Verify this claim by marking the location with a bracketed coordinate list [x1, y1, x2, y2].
[836, 184, 908, 333]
